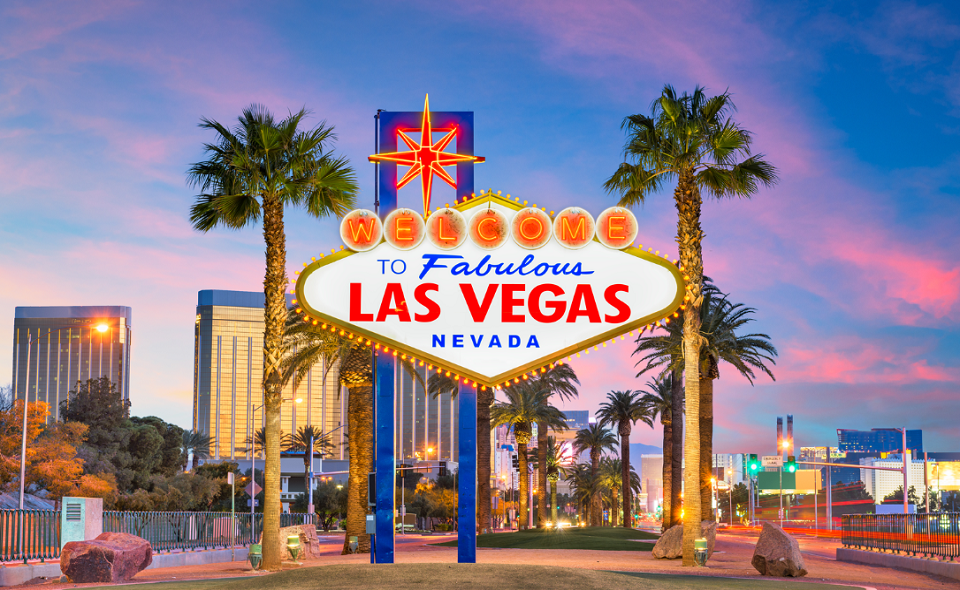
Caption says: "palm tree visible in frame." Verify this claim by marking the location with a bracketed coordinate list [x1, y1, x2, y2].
[606, 85, 777, 565]
[567, 463, 597, 525]
[573, 424, 618, 526]
[287, 425, 335, 484]
[188, 105, 357, 570]
[596, 390, 651, 528]
[427, 372, 497, 533]
[282, 308, 420, 554]
[182, 429, 211, 471]
[490, 383, 567, 530]
[533, 365, 579, 528]
[545, 436, 571, 525]
[635, 285, 777, 520]
[237, 426, 291, 458]
[601, 458, 643, 525]
[640, 374, 675, 530]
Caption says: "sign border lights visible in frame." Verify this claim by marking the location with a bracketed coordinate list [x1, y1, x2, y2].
[294, 191, 688, 389]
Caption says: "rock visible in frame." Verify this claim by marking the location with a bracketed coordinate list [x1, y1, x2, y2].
[751, 522, 808, 577]
[651, 524, 682, 559]
[652, 521, 718, 560]
[260, 524, 322, 561]
[60, 532, 152, 584]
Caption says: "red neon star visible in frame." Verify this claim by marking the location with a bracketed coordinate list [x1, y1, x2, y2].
[369, 95, 485, 213]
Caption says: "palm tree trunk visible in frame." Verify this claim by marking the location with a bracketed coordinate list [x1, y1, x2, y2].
[676, 172, 704, 566]
[661, 416, 672, 531]
[590, 454, 601, 527]
[342, 380, 373, 554]
[611, 488, 619, 526]
[477, 388, 495, 533]
[537, 422, 548, 527]
[699, 377, 714, 522]
[260, 193, 286, 571]
[621, 429, 631, 528]
[551, 480, 558, 523]
[518, 442, 529, 530]
[670, 367, 683, 528]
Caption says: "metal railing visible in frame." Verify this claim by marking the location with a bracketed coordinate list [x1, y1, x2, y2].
[0, 510, 328, 563]
[103, 511, 263, 553]
[0, 509, 61, 563]
[842, 513, 960, 560]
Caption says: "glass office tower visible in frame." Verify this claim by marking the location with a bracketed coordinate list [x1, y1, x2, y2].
[194, 290, 343, 460]
[396, 366, 459, 462]
[11, 306, 132, 421]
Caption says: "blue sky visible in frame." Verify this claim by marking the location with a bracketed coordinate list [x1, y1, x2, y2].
[1, 0, 958, 453]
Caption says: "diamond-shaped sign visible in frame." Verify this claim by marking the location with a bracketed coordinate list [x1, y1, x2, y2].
[295, 194, 684, 387]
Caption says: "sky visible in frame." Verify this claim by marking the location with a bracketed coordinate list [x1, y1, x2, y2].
[1, 0, 958, 455]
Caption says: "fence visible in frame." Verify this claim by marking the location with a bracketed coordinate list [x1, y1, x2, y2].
[0, 510, 60, 562]
[842, 513, 960, 560]
[1, 510, 324, 563]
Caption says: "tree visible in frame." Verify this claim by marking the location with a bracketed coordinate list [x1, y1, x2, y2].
[600, 458, 642, 526]
[182, 430, 212, 471]
[639, 374, 675, 529]
[882, 485, 921, 506]
[634, 284, 777, 519]
[282, 308, 419, 554]
[573, 424, 618, 526]
[287, 425, 334, 484]
[606, 85, 777, 564]
[491, 383, 567, 530]
[545, 436, 571, 524]
[531, 364, 579, 528]
[567, 462, 598, 525]
[596, 390, 651, 528]
[132, 417, 184, 477]
[189, 105, 357, 570]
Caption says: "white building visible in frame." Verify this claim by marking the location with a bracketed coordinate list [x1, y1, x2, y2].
[860, 453, 925, 504]
[712, 453, 746, 485]
[640, 454, 664, 514]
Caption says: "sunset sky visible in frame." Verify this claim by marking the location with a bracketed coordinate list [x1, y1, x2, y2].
[1, 0, 958, 454]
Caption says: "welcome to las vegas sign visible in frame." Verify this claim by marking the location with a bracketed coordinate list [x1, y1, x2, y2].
[293, 191, 687, 389]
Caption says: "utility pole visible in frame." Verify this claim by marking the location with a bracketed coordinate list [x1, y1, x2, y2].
[902, 427, 909, 515]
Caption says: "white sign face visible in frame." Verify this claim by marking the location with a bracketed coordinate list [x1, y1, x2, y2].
[296, 195, 685, 387]
[762, 456, 784, 468]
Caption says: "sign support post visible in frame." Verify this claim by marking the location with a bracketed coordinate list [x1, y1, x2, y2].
[457, 384, 477, 563]
[374, 351, 395, 563]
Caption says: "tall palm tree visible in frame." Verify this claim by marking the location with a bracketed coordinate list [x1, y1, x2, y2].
[640, 375, 675, 530]
[287, 425, 335, 484]
[188, 105, 357, 570]
[490, 383, 567, 530]
[182, 429, 211, 471]
[635, 286, 777, 520]
[573, 424, 618, 526]
[545, 436, 571, 524]
[567, 462, 597, 525]
[236, 426, 291, 458]
[282, 308, 420, 554]
[427, 372, 497, 533]
[602, 458, 643, 525]
[606, 85, 777, 564]
[596, 390, 651, 528]
[531, 364, 578, 528]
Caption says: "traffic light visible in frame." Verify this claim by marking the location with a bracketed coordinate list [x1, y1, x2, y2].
[748, 454, 760, 473]
[438, 461, 448, 477]
[785, 455, 797, 473]
[512, 454, 519, 471]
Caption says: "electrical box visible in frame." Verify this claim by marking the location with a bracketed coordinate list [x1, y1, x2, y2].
[60, 497, 104, 548]
[365, 514, 376, 534]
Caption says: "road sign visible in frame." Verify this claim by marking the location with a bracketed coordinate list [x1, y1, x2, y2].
[762, 456, 783, 468]
[247, 499, 259, 507]
[244, 481, 262, 497]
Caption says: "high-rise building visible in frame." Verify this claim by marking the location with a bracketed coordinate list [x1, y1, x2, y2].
[640, 454, 664, 513]
[837, 428, 922, 455]
[860, 453, 926, 504]
[12, 306, 132, 420]
[193, 290, 343, 461]
[396, 366, 459, 463]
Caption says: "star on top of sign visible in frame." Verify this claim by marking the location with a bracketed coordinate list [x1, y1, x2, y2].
[368, 95, 485, 214]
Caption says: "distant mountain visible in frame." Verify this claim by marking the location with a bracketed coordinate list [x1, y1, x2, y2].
[631, 442, 663, 456]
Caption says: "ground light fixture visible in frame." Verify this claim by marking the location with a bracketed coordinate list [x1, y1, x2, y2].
[694, 537, 708, 566]
[247, 544, 262, 570]
[287, 535, 301, 563]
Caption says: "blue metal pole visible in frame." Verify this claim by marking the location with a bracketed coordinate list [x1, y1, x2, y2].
[457, 383, 477, 563]
[374, 352, 395, 564]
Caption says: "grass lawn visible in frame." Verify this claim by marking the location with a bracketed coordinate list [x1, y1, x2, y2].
[80, 565, 843, 590]
[432, 526, 658, 551]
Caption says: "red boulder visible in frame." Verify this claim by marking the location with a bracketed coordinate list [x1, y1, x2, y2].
[61, 532, 153, 583]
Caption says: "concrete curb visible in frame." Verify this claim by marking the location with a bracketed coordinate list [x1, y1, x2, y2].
[0, 547, 251, 587]
[836, 548, 960, 581]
